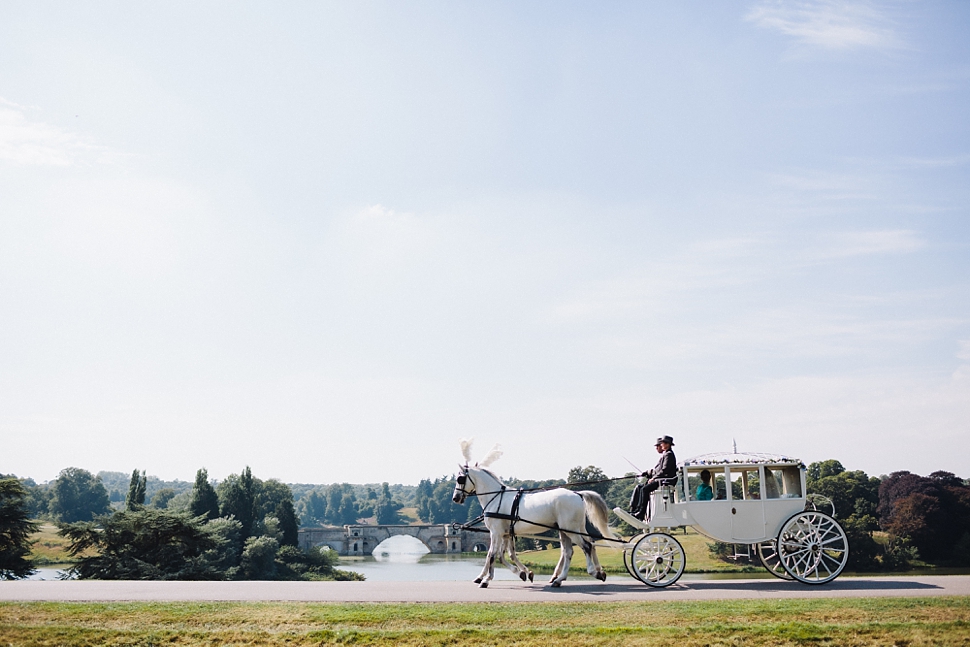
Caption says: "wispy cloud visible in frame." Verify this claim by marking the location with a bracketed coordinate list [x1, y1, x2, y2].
[0, 98, 115, 166]
[958, 340, 970, 362]
[746, 0, 899, 51]
[823, 229, 926, 257]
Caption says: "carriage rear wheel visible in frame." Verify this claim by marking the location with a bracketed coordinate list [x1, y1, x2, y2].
[756, 540, 794, 580]
[777, 511, 849, 585]
[630, 532, 685, 587]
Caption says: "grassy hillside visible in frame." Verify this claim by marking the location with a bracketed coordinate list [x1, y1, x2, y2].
[29, 523, 76, 566]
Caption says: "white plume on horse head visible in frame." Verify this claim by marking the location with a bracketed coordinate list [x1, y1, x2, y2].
[479, 444, 503, 467]
[459, 438, 474, 464]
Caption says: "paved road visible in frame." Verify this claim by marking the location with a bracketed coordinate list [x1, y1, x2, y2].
[1, 576, 968, 603]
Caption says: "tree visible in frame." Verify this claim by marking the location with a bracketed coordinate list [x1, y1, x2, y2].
[339, 494, 359, 525]
[297, 490, 327, 527]
[189, 468, 221, 521]
[255, 479, 294, 520]
[878, 470, 970, 563]
[374, 482, 403, 525]
[219, 467, 256, 539]
[567, 465, 611, 498]
[59, 509, 233, 580]
[807, 459, 845, 482]
[0, 477, 37, 579]
[48, 468, 111, 523]
[151, 488, 177, 509]
[806, 461, 882, 571]
[18, 478, 51, 519]
[275, 545, 364, 581]
[237, 536, 279, 580]
[126, 470, 147, 510]
[274, 500, 299, 547]
[415, 477, 474, 525]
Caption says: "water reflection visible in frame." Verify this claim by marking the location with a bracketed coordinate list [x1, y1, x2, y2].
[27, 567, 71, 580]
[340, 553, 525, 582]
[371, 535, 430, 562]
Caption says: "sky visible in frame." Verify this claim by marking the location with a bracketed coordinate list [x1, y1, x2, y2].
[1, 1, 968, 486]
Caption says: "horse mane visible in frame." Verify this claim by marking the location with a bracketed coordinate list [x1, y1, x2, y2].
[478, 466, 506, 486]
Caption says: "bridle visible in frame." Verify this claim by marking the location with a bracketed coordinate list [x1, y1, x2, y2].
[453, 464, 474, 504]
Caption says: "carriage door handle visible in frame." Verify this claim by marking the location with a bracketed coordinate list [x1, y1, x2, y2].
[732, 508, 736, 514]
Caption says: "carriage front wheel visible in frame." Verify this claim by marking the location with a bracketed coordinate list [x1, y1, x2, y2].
[630, 532, 685, 587]
[777, 511, 849, 585]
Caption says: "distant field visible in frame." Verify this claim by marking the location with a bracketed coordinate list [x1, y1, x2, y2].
[520, 527, 759, 574]
[2, 598, 968, 646]
[28, 523, 76, 566]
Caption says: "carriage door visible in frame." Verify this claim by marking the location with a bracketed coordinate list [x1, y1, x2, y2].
[728, 466, 766, 541]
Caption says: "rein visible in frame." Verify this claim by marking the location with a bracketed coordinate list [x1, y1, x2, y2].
[468, 473, 640, 497]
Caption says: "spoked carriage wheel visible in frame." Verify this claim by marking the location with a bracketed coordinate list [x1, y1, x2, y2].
[755, 540, 794, 580]
[623, 534, 647, 579]
[777, 511, 849, 585]
[630, 532, 685, 587]
[805, 493, 836, 517]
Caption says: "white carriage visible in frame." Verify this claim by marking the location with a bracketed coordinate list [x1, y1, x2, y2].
[612, 452, 850, 587]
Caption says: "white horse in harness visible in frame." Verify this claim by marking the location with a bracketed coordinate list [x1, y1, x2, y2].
[451, 440, 614, 588]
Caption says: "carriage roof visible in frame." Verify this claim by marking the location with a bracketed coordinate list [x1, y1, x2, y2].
[680, 452, 804, 468]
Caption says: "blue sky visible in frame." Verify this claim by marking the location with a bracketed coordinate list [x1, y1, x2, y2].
[1, 1, 968, 485]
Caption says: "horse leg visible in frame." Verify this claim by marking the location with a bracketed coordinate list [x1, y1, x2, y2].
[550, 533, 572, 587]
[497, 536, 524, 579]
[478, 547, 497, 588]
[578, 537, 607, 582]
[475, 529, 502, 586]
[504, 537, 533, 582]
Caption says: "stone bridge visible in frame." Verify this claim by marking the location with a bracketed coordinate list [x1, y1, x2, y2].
[298, 524, 490, 556]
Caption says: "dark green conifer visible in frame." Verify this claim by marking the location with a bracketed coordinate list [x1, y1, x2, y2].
[125, 470, 147, 510]
[189, 468, 221, 520]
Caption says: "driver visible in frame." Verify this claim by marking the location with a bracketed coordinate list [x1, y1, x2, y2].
[629, 436, 677, 520]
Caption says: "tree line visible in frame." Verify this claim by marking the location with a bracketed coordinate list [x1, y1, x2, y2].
[3, 459, 969, 580]
[0, 467, 361, 581]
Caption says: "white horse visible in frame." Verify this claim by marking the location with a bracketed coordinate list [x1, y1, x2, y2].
[452, 440, 614, 588]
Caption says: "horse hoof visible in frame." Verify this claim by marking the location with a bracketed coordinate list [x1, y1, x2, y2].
[519, 572, 527, 581]
[528, 572, 534, 583]
[473, 578, 482, 584]
[480, 582, 489, 588]
[550, 581, 562, 588]
[596, 572, 607, 582]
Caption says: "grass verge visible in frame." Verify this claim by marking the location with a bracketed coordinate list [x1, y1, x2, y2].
[2, 597, 969, 646]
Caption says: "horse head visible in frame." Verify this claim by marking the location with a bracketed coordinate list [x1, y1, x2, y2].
[453, 464, 473, 504]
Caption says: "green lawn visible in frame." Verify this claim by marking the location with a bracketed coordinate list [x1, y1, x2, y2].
[2, 598, 968, 646]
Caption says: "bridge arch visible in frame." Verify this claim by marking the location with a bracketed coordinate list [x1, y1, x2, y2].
[298, 524, 488, 556]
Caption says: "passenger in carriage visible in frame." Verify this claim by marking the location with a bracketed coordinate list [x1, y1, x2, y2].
[695, 469, 714, 501]
[629, 436, 677, 520]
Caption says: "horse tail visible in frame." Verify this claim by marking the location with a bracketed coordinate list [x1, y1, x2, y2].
[577, 491, 615, 540]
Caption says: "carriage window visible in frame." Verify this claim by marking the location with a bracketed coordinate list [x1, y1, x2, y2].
[687, 469, 717, 501]
[728, 467, 760, 500]
[714, 471, 727, 500]
[763, 467, 783, 499]
[778, 466, 802, 498]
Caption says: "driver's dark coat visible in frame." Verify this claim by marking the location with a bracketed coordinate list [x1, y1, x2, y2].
[644, 448, 677, 481]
